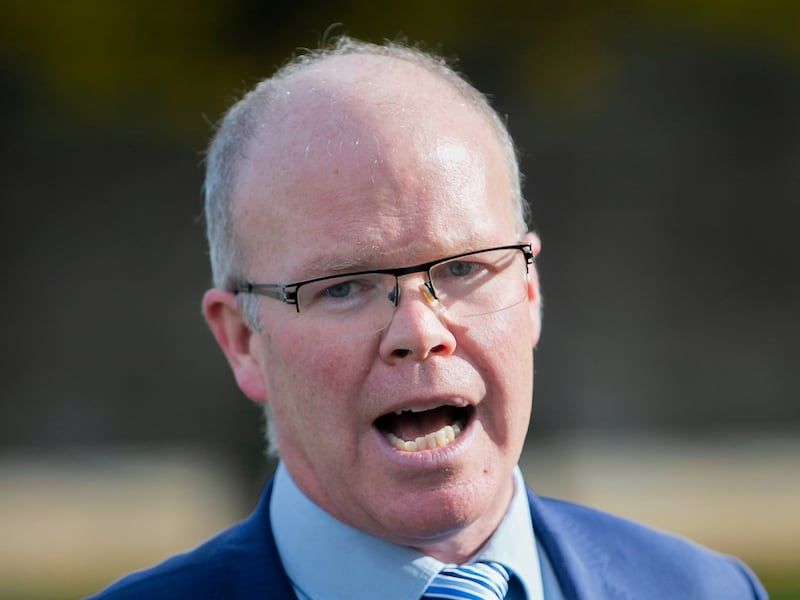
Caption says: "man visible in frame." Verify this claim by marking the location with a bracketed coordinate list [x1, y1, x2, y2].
[89, 37, 766, 599]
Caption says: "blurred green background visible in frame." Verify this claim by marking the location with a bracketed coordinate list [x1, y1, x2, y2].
[1, 1, 798, 598]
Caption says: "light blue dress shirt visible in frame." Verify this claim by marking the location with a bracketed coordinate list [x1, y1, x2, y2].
[271, 462, 564, 599]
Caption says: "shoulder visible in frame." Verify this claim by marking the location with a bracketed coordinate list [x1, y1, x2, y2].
[84, 534, 224, 599]
[85, 481, 295, 600]
[529, 490, 767, 599]
[84, 518, 264, 599]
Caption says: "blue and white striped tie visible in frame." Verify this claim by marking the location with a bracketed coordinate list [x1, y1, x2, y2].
[422, 561, 511, 600]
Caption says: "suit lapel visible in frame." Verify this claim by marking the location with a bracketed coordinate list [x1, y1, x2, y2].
[527, 488, 610, 600]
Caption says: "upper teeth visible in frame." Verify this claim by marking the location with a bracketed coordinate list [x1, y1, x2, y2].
[385, 423, 462, 452]
[394, 407, 431, 415]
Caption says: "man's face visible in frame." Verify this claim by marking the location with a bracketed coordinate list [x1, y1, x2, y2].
[207, 57, 541, 559]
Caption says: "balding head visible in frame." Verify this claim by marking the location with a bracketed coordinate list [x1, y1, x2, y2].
[204, 37, 527, 292]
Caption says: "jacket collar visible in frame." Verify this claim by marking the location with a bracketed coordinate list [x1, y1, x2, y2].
[526, 488, 609, 600]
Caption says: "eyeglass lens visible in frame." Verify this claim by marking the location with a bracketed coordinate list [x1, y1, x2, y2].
[294, 247, 528, 338]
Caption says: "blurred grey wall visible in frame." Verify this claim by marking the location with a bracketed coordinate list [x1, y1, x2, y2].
[1, 2, 798, 474]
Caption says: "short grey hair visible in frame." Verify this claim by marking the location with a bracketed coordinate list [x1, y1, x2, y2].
[202, 36, 529, 456]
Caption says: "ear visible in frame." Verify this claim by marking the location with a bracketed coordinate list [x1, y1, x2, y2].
[202, 288, 268, 404]
[521, 232, 543, 347]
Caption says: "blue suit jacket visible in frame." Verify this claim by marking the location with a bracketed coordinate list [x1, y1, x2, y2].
[87, 480, 767, 599]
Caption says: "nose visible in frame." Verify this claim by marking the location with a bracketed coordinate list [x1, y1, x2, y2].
[378, 278, 457, 363]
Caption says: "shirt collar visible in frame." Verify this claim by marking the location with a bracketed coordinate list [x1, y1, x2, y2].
[271, 462, 543, 600]
[477, 467, 544, 600]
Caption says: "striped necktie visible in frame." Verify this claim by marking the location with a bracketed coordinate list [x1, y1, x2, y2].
[422, 561, 511, 600]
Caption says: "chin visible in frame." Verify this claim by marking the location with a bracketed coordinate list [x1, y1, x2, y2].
[364, 461, 513, 549]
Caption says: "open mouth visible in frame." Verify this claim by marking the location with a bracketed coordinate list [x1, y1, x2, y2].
[374, 405, 472, 453]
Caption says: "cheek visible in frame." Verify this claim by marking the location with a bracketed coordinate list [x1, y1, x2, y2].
[464, 310, 534, 431]
[266, 329, 375, 423]
[296, 344, 373, 394]
[473, 308, 534, 365]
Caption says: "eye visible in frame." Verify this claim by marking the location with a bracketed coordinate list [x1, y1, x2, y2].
[323, 280, 360, 299]
[443, 260, 482, 278]
[301, 274, 388, 311]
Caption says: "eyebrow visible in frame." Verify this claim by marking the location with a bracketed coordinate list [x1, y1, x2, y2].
[301, 250, 381, 278]
[300, 241, 488, 279]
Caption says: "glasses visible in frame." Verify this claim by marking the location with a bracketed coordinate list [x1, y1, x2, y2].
[234, 243, 533, 338]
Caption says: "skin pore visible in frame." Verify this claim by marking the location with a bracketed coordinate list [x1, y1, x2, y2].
[202, 53, 541, 563]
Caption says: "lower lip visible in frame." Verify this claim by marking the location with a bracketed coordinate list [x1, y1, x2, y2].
[372, 417, 473, 467]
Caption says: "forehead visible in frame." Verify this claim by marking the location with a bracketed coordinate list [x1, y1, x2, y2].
[231, 54, 517, 277]
[237, 54, 489, 182]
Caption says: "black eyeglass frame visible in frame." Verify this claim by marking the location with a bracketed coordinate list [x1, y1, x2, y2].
[233, 243, 533, 313]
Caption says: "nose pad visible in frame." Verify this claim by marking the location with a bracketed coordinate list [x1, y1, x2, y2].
[419, 282, 450, 319]
[420, 282, 437, 305]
